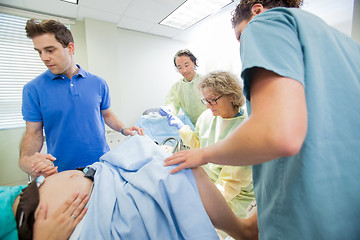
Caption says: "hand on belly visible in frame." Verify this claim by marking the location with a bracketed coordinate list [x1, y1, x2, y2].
[37, 170, 93, 218]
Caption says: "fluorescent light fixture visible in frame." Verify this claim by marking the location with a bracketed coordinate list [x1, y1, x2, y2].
[159, 0, 233, 30]
[61, 0, 79, 4]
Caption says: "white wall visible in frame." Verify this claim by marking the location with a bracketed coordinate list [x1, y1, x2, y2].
[115, 28, 187, 125]
[69, 3, 359, 129]
[79, 18, 187, 126]
[72, 20, 88, 70]
[352, 0, 360, 43]
[75, 13, 243, 128]
[175, 3, 242, 77]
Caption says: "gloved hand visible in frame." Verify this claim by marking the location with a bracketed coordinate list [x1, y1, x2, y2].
[159, 106, 172, 117]
[160, 106, 184, 129]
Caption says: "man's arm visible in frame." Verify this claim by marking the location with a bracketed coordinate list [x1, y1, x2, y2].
[165, 68, 308, 172]
[165, 83, 180, 115]
[19, 121, 57, 177]
[101, 108, 144, 136]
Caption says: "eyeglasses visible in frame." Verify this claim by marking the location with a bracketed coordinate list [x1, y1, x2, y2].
[201, 95, 223, 106]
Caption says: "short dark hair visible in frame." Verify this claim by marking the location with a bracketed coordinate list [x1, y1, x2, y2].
[173, 49, 198, 67]
[231, 0, 303, 28]
[25, 19, 74, 48]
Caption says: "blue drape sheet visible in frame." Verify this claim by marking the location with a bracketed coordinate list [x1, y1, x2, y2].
[78, 135, 218, 239]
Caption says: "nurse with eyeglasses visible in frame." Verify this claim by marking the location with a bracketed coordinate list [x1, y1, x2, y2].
[201, 95, 223, 106]
[160, 71, 255, 225]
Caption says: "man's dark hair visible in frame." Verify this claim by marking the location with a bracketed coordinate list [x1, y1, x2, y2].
[173, 49, 198, 67]
[25, 19, 74, 47]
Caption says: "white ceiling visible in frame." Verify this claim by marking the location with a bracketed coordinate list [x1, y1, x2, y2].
[0, 0, 355, 41]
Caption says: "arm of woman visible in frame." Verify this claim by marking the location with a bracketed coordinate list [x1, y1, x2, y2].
[215, 166, 253, 202]
[179, 125, 200, 149]
[192, 167, 258, 240]
[33, 192, 89, 240]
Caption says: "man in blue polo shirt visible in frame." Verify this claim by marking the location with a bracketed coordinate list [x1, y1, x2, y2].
[20, 19, 144, 177]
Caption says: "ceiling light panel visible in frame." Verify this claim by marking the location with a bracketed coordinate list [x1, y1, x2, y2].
[61, 0, 79, 4]
[159, 0, 233, 30]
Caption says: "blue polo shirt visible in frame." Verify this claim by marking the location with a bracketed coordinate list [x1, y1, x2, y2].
[22, 65, 111, 171]
[240, 8, 360, 240]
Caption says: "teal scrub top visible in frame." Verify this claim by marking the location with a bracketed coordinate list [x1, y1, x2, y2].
[240, 8, 360, 239]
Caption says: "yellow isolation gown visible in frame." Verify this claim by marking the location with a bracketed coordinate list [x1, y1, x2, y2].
[179, 108, 255, 218]
[165, 74, 207, 125]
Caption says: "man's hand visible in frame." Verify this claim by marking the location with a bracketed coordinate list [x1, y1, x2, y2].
[122, 126, 145, 136]
[23, 153, 57, 177]
[164, 148, 207, 173]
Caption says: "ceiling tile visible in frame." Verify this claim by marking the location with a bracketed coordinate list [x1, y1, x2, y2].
[0, 0, 355, 39]
[149, 23, 182, 38]
[117, 16, 155, 33]
[0, 0, 26, 10]
[78, 0, 131, 16]
[78, 6, 120, 22]
[123, 0, 182, 23]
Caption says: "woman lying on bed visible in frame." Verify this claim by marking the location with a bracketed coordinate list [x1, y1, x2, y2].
[4, 135, 257, 240]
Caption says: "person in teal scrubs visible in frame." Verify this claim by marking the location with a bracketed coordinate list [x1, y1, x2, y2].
[161, 71, 254, 219]
[165, 49, 207, 125]
[164, 0, 360, 239]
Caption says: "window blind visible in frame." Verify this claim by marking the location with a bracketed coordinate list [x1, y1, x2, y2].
[0, 13, 47, 129]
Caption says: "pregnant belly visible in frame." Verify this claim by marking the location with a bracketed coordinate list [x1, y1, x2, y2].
[37, 170, 93, 217]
